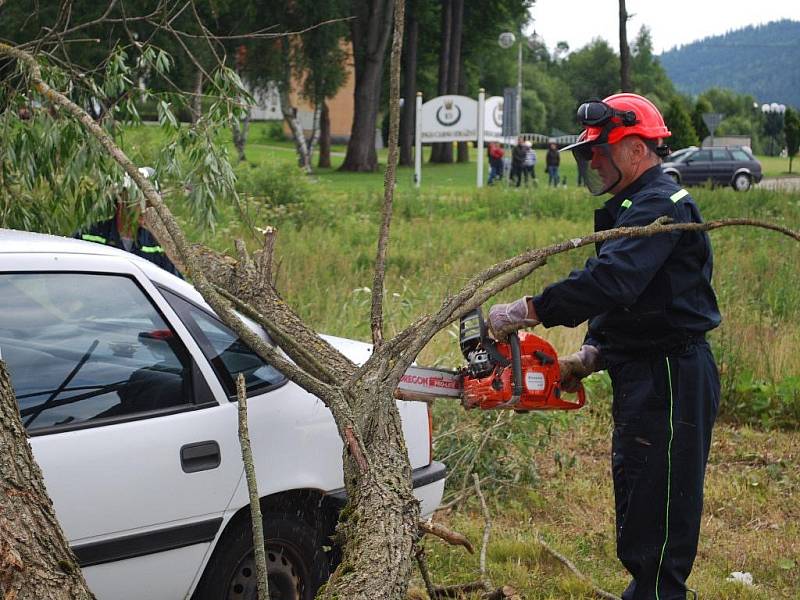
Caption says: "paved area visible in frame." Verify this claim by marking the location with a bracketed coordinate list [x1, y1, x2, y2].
[757, 176, 800, 192]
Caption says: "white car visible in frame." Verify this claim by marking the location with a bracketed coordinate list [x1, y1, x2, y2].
[0, 229, 446, 600]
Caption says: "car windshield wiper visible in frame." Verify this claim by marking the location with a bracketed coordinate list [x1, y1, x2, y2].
[24, 339, 99, 428]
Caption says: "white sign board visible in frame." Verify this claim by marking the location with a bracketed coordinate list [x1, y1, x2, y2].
[483, 96, 504, 143]
[420, 95, 478, 142]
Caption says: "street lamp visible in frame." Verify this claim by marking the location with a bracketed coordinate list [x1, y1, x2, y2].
[761, 102, 786, 156]
[498, 31, 522, 138]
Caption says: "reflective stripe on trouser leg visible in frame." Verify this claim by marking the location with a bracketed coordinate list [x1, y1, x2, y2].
[655, 357, 675, 600]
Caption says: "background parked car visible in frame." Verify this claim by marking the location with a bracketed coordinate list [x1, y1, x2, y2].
[0, 229, 446, 600]
[661, 146, 763, 191]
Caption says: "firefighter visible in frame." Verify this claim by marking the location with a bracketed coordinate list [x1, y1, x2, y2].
[74, 167, 181, 277]
[488, 93, 720, 600]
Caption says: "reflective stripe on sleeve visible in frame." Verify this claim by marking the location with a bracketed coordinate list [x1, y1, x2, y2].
[140, 245, 165, 254]
[670, 189, 689, 203]
[621, 199, 632, 209]
[81, 234, 107, 244]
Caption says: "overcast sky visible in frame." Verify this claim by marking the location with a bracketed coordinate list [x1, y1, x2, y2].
[530, 0, 800, 55]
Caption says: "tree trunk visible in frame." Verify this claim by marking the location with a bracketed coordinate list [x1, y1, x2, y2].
[318, 101, 332, 168]
[280, 38, 312, 174]
[430, 0, 452, 164]
[192, 69, 203, 124]
[340, 0, 395, 172]
[231, 109, 250, 163]
[399, 0, 418, 167]
[321, 384, 419, 599]
[619, 0, 631, 92]
[0, 362, 94, 600]
[457, 53, 469, 163]
[306, 102, 322, 162]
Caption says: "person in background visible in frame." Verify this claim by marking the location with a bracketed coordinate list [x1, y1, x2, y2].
[523, 140, 537, 186]
[488, 93, 720, 600]
[511, 136, 527, 188]
[546, 141, 560, 186]
[74, 167, 181, 277]
[487, 142, 505, 185]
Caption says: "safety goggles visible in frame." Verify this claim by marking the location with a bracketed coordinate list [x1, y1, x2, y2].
[576, 99, 637, 128]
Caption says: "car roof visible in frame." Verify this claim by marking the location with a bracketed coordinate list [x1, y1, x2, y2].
[0, 228, 126, 255]
[0, 227, 193, 291]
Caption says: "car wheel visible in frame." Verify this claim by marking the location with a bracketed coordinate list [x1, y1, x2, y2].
[666, 171, 680, 184]
[732, 173, 751, 191]
[195, 512, 330, 600]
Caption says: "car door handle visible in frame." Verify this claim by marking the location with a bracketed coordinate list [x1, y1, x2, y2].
[180, 441, 221, 473]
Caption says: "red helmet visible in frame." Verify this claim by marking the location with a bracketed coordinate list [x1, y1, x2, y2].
[578, 93, 671, 145]
[565, 93, 672, 196]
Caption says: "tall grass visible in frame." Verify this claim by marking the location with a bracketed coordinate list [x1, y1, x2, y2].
[167, 162, 800, 598]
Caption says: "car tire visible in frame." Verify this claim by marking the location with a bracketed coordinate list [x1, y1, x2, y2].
[194, 511, 330, 600]
[732, 173, 751, 192]
[666, 171, 680, 184]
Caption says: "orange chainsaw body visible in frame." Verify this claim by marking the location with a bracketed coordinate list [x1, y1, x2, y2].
[460, 331, 585, 411]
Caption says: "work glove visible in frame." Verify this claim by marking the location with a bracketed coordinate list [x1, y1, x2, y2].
[559, 345, 601, 393]
[488, 297, 539, 340]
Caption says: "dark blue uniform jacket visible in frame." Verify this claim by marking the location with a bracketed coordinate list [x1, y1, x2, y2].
[532, 165, 720, 365]
[75, 217, 182, 278]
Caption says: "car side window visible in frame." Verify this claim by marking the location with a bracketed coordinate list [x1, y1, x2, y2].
[0, 273, 197, 433]
[731, 149, 750, 161]
[711, 149, 730, 161]
[692, 150, 712, 162]
[160, 289, 286, 398]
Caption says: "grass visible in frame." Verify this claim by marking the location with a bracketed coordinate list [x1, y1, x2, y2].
[130, 122, 800, 599]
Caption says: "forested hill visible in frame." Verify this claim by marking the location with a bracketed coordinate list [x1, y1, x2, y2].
[659, 19, 800, 108]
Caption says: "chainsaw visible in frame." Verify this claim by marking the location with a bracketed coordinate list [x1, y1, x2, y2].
[397, 308, 586, 411]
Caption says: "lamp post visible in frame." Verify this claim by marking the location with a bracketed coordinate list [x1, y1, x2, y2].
[761, 102, 786, 156]
[497, 31, 522, 138]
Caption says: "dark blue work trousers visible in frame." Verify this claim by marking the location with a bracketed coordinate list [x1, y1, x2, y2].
[609, 341, 719, 600]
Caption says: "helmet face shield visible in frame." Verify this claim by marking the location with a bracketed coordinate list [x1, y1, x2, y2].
[572, 142, 622, 196]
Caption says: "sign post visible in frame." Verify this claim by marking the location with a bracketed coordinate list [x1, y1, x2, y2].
[415, 92, 422, 188]
[477, 89, 485, 188]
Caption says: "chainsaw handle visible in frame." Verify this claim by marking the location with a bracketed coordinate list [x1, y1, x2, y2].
[509, 333, 523, 404]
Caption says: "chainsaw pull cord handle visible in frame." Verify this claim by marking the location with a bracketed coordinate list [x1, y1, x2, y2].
[509, 332, 523, 405]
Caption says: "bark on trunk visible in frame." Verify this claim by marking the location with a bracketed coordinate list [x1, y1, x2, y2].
[321, 383, 419, 599]
[457, 53, 469, 163]
[0, 362, 94, 600]
[281, 97, 312, 174]
[430, 0, 451, 164]
[340, 0, 395, 172]
[318, 101, 332, 168]
[619, 0, 631, 92]
[232, 110, 250, 163]
[191, 69, 203, 124]
[399, 1, 418, 167]
[281, 38, 312, 174]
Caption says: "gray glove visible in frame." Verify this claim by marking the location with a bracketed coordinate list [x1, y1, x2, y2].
[487, 297, 539, 340]
[559, 345, 601, 392]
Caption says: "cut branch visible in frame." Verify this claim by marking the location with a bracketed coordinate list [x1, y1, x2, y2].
[533, 531, 621, 600]
[418, 520, 474, 553]
[237, 375, 270, 600]
[385, 217, 800, 390]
